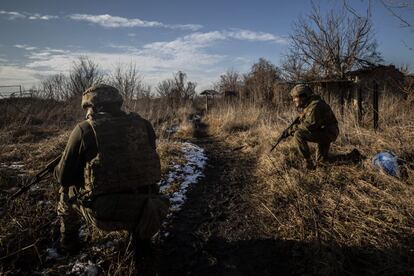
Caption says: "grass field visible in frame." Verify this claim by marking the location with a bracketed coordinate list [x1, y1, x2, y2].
[0, 92, 413, 275]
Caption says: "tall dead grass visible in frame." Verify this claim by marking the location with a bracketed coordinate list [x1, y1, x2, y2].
[204, 96, 414, 274]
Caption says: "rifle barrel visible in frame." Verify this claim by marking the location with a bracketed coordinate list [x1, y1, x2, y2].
[9, 154, 62, 200]
[269, 116, 300, 153]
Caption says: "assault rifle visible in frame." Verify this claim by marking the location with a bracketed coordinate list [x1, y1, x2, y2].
[269, 116, 300, 153]
[9, 154, 62, 200]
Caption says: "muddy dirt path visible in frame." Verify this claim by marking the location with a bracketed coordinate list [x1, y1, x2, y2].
[156, 124, 297, 275]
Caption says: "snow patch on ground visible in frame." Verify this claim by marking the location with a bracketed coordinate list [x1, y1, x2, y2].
[45, 248, 61, 260]
[78, 225, 89, 240]
[160, 142, 207, 212]
[37, 200, 51, 206]
[70, 260, 99, 276]
[92, 240, 118, 253]
[166, 125, 179, 134]
[29, 184, 41, 192]
[0, 161, 25, 170]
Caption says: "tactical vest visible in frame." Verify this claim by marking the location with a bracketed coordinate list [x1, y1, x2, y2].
[83, 112, 161, 198]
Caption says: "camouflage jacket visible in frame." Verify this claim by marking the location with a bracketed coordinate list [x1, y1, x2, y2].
[54, 110, 157, 188]
[288, 95, 339, 136]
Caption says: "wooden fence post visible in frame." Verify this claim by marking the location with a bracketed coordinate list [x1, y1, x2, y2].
[205, 94, 209, 112]
[357, 86, 363, 124]
[340, 84, 345, 117]
[354, 77, 363, 124]
[373, 81, 379, 130]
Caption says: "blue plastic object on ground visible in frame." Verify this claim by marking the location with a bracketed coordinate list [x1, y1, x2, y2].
[372, 151, 400, 178]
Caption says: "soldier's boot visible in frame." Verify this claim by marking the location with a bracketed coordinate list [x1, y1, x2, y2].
[57, 186, 83, 256]
[347, 148, 364, 163]
[316, 143, 331, 167]
[58, 214, 83, 255]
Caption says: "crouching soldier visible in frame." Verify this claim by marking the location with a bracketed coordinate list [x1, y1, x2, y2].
[54, 84, 169, 261]
[283, 84, 339, 169]
[283, 84, 362, 169]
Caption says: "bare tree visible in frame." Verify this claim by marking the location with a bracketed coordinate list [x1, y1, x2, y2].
[281, 55, 307, 81]
[344, 0, 413, 51]
[40, 73, 70, 100]
[285, 2, 382, 80]
[380, 0, 413, 31]
[156, 71, 196, 108]
[244, 58, 282, 103]
[156, 79, 175, 98]
[68, 56, 104, 98]
[110, 63, 149, 104]
[216, 69, 243, 93]
[173, 71, 197, 102]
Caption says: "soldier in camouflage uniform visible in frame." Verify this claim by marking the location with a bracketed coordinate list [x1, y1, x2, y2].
[54, 84, 167, 259]
[284, 84, 340, 169]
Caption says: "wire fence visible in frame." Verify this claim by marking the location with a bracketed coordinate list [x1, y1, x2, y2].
[0, 85, 34, 99]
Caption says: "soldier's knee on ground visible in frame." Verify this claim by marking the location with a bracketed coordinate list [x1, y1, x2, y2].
[316, 143, 331, 163]
[293, 130, 312, 160]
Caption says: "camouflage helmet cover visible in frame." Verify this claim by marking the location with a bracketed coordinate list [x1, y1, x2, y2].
[81, 84, 123, 109]
[290, 84, 313, 98]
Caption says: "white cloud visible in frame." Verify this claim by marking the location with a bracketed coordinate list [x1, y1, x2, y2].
[225, 29, 287, 44]
[14, 44, 38, 51]
[4, 43, 225, 90]
[0, 65, 46, 87]
[0, 10, 58, 20]
[69, 13, 203, 31]
[142, 31, 227, 56]
[0, 10, 25, 20]
[28, 13, 58, 20]
[141, 29, 286, 56]
[2, 28, 284, 91]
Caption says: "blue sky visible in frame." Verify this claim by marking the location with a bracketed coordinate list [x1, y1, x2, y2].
[0, 0, 413, 92]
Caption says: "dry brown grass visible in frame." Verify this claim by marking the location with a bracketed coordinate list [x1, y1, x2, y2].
[2, 91, 413, 274]
[204, 97, 414, 274]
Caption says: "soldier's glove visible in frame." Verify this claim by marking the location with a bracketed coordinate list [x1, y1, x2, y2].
[281, 129, 290, 139]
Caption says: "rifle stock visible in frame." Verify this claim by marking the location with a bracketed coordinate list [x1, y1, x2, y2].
[269, 116, 300, 153]
[9, 154, 62, 200]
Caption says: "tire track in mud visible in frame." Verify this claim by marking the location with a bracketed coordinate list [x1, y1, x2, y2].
[156, 123, 294, 276]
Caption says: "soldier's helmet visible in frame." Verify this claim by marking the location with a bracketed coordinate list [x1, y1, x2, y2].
[290, 84, 313, 98]
[81, 84, 123, 109]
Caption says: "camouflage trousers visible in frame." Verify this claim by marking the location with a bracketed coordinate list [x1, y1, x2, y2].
[57, 186, 165, 240]
[57, 186, 85, 244]
[293, 128, 338, 162]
